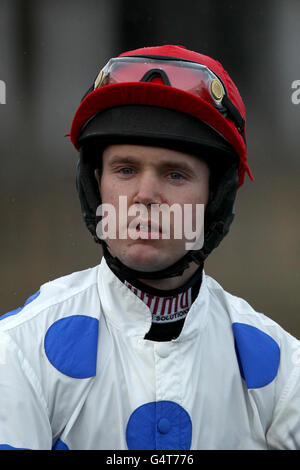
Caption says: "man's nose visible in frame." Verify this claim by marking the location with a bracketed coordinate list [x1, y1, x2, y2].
[133, 171, 162, 205]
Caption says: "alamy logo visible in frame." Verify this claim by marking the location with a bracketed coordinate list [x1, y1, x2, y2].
[0, 80, 6, 104]
[96, 196, 205, 250]
[291, 80, 300, 105]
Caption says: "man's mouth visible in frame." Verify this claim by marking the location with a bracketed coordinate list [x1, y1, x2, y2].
[135, 220, 162, 233]
[128, 219, 163, 239]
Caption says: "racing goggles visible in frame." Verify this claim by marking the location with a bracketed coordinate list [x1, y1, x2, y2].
[93, 55, 245, 140]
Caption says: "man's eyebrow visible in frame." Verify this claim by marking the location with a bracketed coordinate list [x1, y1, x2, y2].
[108, 155, 139, 166]
[108, 155, 195, 173]
[158, 161, 195, 173]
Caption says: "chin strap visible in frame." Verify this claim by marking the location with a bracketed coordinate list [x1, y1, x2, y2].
[101, 242, 203, 280]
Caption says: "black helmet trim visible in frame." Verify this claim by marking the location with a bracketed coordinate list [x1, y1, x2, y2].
[78, 105, 237, 158]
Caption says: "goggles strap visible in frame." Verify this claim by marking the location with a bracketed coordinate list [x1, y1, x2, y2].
[140, 69, 171, 85]
[222, 94, 246, 143]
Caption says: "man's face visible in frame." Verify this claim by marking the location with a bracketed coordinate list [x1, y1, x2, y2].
[97, 144, 210, 273]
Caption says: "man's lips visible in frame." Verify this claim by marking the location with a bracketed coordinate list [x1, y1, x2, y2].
[127, 218, 163, 239]
[135, 219, 162, 233]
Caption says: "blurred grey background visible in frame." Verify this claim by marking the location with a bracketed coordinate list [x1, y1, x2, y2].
[0, 0, 299, 335]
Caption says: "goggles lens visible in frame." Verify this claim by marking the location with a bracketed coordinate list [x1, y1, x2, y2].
[93, 56, 227, 112]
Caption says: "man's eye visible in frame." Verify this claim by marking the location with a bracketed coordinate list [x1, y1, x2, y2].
[169, 172, 184, 180]
[120, 167, 134, 175]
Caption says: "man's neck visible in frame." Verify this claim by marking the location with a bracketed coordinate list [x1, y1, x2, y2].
[137, 262, 201, 291]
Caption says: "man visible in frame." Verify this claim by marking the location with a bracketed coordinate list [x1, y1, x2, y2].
[0, 45, 300, 450]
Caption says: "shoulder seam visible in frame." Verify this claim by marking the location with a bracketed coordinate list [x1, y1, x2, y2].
[205, 277, 277, 329]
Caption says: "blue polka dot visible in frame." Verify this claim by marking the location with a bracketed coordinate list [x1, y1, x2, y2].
[1, 291, 40, 320]
[44, 315, 99, 378]
[52, 439, 69, 450]
[126, 401, 192, 450]
[0, 444, 30, 450]
[233, 322, 280, 389]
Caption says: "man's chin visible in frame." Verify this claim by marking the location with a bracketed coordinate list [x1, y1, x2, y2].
[119, 247, 175, 273]
[106, 241, 185, 273]
[121, 257, 167, 273]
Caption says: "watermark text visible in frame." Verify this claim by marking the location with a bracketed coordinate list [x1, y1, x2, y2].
[291, 80, 300, 104]
[0, 80, 6, 104]
[96, 197, 204, 250]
